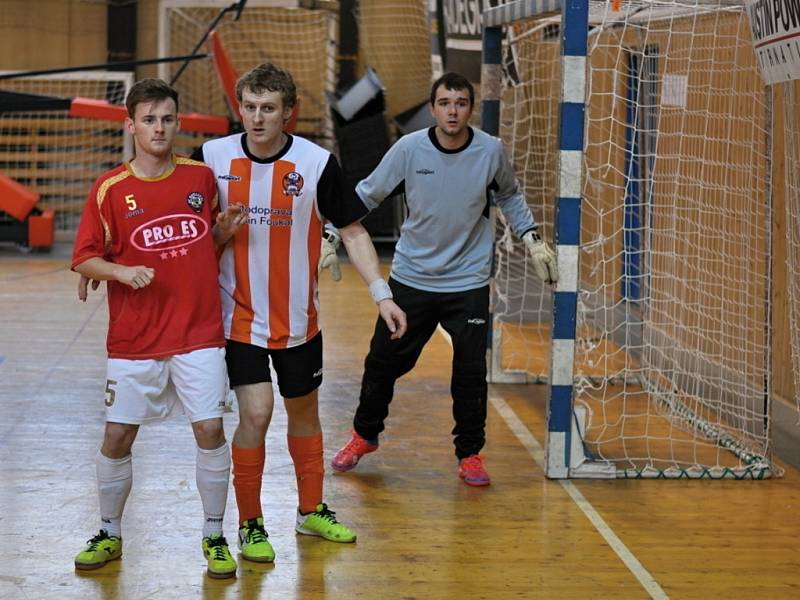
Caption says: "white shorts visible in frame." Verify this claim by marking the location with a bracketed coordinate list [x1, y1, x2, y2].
[105, 347, 228, 425]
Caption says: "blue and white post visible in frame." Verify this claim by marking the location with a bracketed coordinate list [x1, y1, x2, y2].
[480, 0, 604, 476]
[545, 0, 590, 478]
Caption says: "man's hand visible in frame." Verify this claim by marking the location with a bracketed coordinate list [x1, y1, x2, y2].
[117, 265, 155, 290]
[378, 299, 407, 340]
[319, 229, 342, 281]
[214, 203, 248, 243]
[523, 231, 558, 285]
[77, 275, 100, 302]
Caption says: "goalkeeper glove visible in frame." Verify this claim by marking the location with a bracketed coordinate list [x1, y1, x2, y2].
[523, 230, 558, 285]
[319, 228, 342, 281]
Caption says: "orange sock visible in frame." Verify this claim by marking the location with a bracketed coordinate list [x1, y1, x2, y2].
[231, 444, 265, 526]
[287, 433, 324, 514]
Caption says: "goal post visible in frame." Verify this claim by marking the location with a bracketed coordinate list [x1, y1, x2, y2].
[483, 0, 779, 479]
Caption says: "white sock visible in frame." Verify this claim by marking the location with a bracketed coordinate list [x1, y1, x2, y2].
[96, 451, 132, 539]
[196, 443, 231, 538]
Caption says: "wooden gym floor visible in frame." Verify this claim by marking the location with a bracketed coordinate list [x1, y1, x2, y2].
[1, 242, 799, 599]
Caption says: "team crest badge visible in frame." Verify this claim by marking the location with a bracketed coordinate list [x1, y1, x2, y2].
[187, 192, 204, 212]
[282, 171, 304, 196]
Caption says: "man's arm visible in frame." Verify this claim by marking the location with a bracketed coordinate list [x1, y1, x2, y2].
[75, 257, 155, 290]
[338, 221, 407, 339]
[491, 139, 558, 284]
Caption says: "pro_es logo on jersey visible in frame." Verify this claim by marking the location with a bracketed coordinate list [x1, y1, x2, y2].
[187, 192, 204, 213]
[130, 213, 209, 252]
[282, 171, 304, 196]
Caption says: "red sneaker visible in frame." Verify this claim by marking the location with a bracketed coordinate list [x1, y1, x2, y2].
[331, 431, 379, 472]
[458, 454, 491, 486]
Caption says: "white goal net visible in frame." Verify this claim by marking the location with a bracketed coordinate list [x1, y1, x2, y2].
[0, 71, 132, 234]
[159, 0, 338, 152]
[494, 0, 778, 478]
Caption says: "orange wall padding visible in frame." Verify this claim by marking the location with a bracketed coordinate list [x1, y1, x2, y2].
[28, 209, 55, 248]
[69, 98, 229, 135]
[0, 171, 39, 221]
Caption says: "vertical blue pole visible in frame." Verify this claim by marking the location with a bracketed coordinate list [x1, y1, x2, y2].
[623, 52, 642, 301]
[481, 26, 502, 136]
[429, 0, 444, 79]
[545, 0, 589, 478]
[481, 25, 503, 371]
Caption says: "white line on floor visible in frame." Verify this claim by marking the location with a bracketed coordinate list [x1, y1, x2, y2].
[436, 325, 668, 600]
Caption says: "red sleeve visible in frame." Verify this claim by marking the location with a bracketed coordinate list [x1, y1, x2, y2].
[71, 176, 109, 270]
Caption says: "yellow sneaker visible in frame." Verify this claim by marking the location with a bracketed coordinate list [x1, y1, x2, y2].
[201, 534, 237, 579]
[238, 517, 275, 563]
[295, 503, 356, 543]
[74, 530, 122, 570]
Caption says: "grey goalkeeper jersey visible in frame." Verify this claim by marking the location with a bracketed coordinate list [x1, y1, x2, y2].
[357, 126, 537, 292]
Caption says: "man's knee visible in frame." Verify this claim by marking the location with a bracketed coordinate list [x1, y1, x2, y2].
[452, 359, 487, 390]
[364, 352, 414, 383]
[192, 418, 225, 449]
[239, 403, 271, 435]
[102, 422, 138, 458]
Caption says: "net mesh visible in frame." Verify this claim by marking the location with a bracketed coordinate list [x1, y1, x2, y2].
[160, 1, 337, 152]
[494, 1, 777, 477]
[356, 0, 432, 117]
[0, 72, 131, 233]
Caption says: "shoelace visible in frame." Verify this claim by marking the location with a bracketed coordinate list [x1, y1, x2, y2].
[245, 522, 268, 544]
[461, 456, 484, 471]
[344, 434, 371, 453]
[85, 530, 111, 551]
[313, 503, 339, 524]
[206, 536, 229, 560]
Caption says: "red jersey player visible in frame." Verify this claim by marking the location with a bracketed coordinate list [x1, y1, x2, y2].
[71, 78, 243, 579]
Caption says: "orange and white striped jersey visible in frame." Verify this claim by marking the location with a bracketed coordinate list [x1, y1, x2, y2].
[196, 134, 367, 349]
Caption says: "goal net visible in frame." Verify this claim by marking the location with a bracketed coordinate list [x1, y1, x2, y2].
[0, 71, 132, 233]
[159, 0, 338, 152]
[492, 0, 777, 478]
[356, 0, 433, 118]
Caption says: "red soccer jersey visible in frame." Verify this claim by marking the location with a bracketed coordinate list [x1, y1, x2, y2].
[72, 157, 225, 359]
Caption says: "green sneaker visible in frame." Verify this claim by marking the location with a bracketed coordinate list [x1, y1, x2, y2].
[74, 529, 122, 570]
[295, 503, 356, 543]
[201, 534, 237, 579]
[238, 517, 275, 563]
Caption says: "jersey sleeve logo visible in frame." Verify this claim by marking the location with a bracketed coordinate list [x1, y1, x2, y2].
[187, 192, 205, 213]
[282, 171, 304, 196]
[131, 214, 209, 252]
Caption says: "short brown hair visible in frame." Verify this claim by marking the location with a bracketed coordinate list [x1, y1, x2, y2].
[236, 63, 297, 109]
[125, 78, 179, 118]
[430, 72, 474, 107]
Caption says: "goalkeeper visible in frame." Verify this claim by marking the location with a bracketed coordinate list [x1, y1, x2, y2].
[331, 72, 557, 487]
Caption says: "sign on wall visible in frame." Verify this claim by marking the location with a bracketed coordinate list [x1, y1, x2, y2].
[746, 0, 800, 84]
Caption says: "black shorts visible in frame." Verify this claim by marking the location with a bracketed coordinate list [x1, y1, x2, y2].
[225, 333, 323, 399]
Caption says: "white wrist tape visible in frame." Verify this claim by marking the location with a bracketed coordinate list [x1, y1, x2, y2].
[368, 279, 393, 303]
